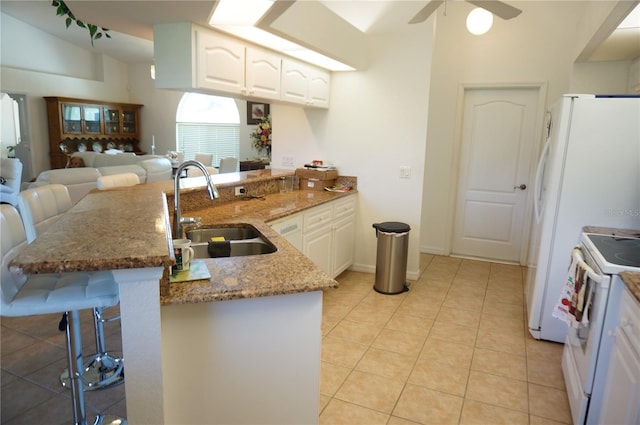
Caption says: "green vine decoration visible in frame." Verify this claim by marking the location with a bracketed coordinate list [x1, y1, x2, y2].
[51, 0, 111, 46]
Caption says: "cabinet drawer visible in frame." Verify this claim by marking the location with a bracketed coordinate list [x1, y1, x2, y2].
[303, 205, 333, 233]
[619, 288, 640, 353]
[333, 197, 356, 219]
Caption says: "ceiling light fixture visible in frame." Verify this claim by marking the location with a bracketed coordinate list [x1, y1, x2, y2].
[466, 7, 493, 35]
[209, 0, 354, 71]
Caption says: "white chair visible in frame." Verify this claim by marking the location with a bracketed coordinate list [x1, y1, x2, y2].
[219, 157, 238, 173]
[186, 166, 219, 177]
[17, 184, 72, 243]
[0, 157, 23, 206]
[194, 153, 213, 167]
[16, 184, 124, 391]
[97, 172, 140, 189]
[0, 204, 125, 424]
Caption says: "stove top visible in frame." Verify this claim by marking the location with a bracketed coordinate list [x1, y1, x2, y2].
[582, 233, 640, 274]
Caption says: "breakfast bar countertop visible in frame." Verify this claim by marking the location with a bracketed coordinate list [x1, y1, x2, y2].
[9, 169, 354, 305]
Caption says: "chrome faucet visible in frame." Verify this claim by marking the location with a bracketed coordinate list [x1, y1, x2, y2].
[173, 160, 220, 237]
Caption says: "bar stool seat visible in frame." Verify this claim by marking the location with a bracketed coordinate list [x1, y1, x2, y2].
[17, 184, 124, 391]
[1, 204, 126, 425]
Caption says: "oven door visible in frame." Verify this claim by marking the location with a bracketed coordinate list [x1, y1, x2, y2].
[562, 245, 611, 424]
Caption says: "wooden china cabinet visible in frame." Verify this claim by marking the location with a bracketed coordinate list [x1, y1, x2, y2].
[44, 97, 144, 169]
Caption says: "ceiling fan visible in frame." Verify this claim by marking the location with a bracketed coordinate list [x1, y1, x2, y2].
[409, 0, 522, 24]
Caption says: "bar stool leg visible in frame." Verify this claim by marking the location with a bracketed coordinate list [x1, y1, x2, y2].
[60, 307, 124, 390]
[65, 311, 87, 425]
[65, 311, 128, 425]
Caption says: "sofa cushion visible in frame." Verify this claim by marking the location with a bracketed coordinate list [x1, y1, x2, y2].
[33, 168, 101, 205]
[36, 167, 101, 185]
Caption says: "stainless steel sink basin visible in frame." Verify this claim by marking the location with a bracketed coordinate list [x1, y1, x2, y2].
[187, 224, 260, 242]
[186, 224, 277, 258]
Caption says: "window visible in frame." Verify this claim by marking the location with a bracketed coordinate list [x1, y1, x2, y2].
[176, 93, 240, 167]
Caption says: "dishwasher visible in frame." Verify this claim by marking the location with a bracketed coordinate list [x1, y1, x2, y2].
[270, 213, 303, 251]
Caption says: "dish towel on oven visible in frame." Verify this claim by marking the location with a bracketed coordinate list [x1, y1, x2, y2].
[553, 248, 591, 327]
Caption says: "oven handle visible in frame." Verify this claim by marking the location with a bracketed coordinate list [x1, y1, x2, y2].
[571, 247, 603, 284]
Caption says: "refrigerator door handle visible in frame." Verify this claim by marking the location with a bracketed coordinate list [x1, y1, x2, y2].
[534, 138, 551, 222]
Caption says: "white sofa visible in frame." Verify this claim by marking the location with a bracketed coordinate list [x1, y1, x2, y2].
[0, 158, 23, 206]
[30, 152, 172, 204]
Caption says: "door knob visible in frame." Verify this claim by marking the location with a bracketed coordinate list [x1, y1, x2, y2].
[514, 184, 527, 190]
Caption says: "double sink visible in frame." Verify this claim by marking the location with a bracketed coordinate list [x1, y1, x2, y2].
[186, 223, 277, 258]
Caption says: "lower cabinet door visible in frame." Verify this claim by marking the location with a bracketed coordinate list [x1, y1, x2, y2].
[303, 226, 332, 276]
[332, 215, 355, 277]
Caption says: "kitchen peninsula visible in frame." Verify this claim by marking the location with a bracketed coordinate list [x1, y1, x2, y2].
[9, 169, 354, 424]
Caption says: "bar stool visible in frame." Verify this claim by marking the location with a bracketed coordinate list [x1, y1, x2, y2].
[17, 184, 124, 390]
[0, 204, 126, 425]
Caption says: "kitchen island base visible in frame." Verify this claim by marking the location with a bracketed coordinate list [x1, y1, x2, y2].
[161, 290, 323, 424]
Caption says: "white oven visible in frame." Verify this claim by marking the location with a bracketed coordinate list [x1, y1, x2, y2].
[562, 232, 640, 425]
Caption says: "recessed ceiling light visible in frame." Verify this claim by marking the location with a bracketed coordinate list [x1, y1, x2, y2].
[209, 0, 354, 71]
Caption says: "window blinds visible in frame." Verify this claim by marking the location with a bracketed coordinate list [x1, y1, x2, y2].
[176, 123, 239, 167]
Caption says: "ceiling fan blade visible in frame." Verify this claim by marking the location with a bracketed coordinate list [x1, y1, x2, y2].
[409, 0, 445, 24]
[467, 1, 522, 20]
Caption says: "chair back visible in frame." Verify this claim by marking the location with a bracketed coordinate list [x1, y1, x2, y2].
[186, 167, 219, 177]
[218, 157, 238, 173]
[194, 153, 213, 167]
[97, 172, 140, 189]
[0, 204, 28, 307]
[17, 184, 72, 243]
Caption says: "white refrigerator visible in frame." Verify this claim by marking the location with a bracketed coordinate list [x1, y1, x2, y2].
[525, 94, 640, 343]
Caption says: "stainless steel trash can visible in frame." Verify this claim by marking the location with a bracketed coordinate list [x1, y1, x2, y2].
[372, 222, 410, 294]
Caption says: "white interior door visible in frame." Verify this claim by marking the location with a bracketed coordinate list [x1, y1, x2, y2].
[451, 87, 541, 263]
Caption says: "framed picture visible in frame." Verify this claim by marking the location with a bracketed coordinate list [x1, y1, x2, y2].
[247, 101, 270, 125]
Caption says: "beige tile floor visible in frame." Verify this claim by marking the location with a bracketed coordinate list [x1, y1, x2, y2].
[1, 254, 571, 424]
[319, 254, 571, 425]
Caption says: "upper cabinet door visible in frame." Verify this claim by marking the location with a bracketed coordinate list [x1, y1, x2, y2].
[281, 59, 310, 105]
[308, 68, 330, 109]
[196, 30, 245, 94]
[245, 47, 281, 101]
[281, 59, 330, 108]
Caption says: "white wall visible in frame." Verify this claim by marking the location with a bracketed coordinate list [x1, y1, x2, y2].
[419, 1, 632, 257]
[274, 23, 434, 277]
[0, 12, 131, 177]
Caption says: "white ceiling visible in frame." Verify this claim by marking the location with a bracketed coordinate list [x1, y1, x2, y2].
[1, 0, 638, 65]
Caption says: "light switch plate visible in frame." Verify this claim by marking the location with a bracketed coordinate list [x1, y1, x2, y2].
[400, 166, 411, 178]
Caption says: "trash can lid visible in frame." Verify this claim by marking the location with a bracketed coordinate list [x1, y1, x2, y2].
[373, 221, 411, 233]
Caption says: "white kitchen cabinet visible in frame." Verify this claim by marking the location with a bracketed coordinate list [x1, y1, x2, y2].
[196, 30, 245, 94]
[301, 196, 356, 277]
[281, 59, 330, 108]
[597, 286, 640, 425]
[154, 23, 281, 101]
[245, 47, 282, 101]
[153, 24, 332, 107]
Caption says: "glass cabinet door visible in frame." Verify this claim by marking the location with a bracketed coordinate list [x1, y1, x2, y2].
[104, 108, 120, 134]
[84, 106, 101, 133]
[62, 104, 82, 133]
[122, 110, 137, 134]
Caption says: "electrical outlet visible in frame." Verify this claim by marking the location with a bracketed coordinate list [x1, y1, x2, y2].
[282, 155, 295, 167]
[235, 186, 245, 196]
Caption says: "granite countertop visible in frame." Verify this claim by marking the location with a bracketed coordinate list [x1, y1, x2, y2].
[163, 187, 355, 305]
[621, 272, 640, 303]
[9, 169, 352, 305]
